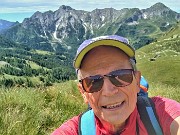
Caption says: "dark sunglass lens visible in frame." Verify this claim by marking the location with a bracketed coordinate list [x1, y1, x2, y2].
[109, 76, 123, 86]
[118, 71, 133, 83]
[90, 78, 104, 93]
[109, 69, 133, 87]
[82, 75, 103, 93]
[83, 78, 93, 88]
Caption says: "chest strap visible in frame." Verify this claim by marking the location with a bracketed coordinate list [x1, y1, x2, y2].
[137, 96, 163, 135]
[79, 97, 163, 135]
[78, 109, 96, 135]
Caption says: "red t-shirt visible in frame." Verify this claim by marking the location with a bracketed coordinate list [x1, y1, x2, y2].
[51, 96, 180, 135]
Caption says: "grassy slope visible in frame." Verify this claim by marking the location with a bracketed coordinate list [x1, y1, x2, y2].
[136, 22, 180, 100]
[0, 23, 179, 135]
[136, 38, 180, 86]
[0, 81, 86, 135]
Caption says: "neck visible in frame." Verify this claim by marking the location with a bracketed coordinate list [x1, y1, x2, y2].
[101, 119, 126, 133]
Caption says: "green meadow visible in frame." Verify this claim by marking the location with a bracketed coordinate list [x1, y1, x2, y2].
[136, 34, 180, 101]
[0, 80, 179, 135]
[1, 40, 180, 135]
[0, 82, 86, 135]
[0, 23, 179, 135]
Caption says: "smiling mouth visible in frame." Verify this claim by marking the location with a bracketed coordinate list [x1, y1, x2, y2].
[102, 101, 125, 109]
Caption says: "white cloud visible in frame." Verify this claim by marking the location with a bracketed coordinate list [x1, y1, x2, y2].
[0, 6, 53, 13]
[0, 0, 179, 13]
[0, 0, 60, 13]
[3, 0, 56, 3]
[0, 0, 179, 22]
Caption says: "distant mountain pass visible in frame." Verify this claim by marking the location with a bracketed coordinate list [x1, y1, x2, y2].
[0, 19, 18, 32]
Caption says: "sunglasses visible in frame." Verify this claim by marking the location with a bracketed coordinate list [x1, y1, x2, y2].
[79, 69, 134, 93]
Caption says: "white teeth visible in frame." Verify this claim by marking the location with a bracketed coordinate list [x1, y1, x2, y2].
[105, 102, 122, 109]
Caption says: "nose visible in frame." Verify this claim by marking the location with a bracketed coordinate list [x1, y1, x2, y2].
[101, 77, 118, 96]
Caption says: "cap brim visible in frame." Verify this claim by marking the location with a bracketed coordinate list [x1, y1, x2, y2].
[74, 39, 135, 69]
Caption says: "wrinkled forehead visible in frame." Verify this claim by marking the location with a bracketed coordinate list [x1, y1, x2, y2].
[80, 45, 130, 67]
[79, 46, 131, 76]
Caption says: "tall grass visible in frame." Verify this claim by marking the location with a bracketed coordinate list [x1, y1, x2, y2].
[0, 80, 179, 135]
[0, 81, 86, 135]
[148, 82, 180, 102]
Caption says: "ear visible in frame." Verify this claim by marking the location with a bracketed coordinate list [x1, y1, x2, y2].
[77, 83, 88, 104]
[134, 71, 141, 87]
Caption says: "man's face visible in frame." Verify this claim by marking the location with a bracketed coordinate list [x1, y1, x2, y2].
[78, 46, 141, 129]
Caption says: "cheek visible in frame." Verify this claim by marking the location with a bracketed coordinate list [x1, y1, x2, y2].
[128, 77, 140, 97]
[85, 93, 104, 117]
[85, 93, 100, 108]
[123, 84, 139, 109]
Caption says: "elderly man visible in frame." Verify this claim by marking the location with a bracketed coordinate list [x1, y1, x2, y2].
[52, 35, 180, 135]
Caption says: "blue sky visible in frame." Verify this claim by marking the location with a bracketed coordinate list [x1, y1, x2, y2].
[0, 0, 180, 22]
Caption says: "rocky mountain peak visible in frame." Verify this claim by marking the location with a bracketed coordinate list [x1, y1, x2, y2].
[141, 2, 178, 19]
[1, 3, 180, 53]
[31, 11, 43, 19]
[149, 2, 170, 11]
[58, 5, 74, 11]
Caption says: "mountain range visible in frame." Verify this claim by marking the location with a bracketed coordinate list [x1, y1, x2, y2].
[1, 2, 180, 54]
[0, 2, 179, 87]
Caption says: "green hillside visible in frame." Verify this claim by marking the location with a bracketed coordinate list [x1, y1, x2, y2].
[0, 23, 179, 135]
[136, 22, 180, 87]
[159, 22, 180, 40]
[0, 36, 76, 88]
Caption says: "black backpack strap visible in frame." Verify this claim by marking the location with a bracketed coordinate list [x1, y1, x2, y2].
[78, 112, 84, 135]
[137, 96, 163, 135]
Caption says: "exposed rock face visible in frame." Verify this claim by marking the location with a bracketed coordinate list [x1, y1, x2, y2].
[1, 3, 180, 52]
